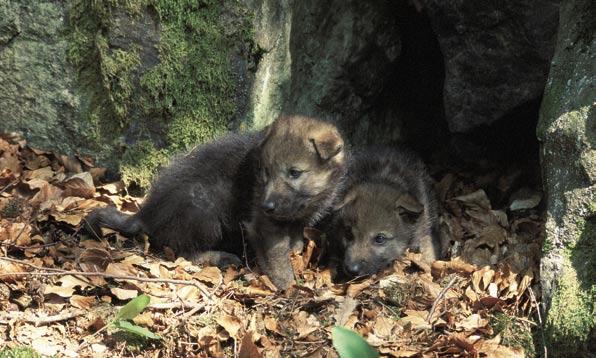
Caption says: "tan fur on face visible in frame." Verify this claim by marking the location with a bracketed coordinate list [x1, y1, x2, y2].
[330, 146, 441, 277]
[340, 183, 412, 270]
[258, 115, 345, 221]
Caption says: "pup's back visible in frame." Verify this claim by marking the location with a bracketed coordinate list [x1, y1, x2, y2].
[87, 131, 261, 260]
[334, 146, 440, 276]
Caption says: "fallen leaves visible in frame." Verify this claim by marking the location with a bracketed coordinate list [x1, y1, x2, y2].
[0, 135, 544, 357]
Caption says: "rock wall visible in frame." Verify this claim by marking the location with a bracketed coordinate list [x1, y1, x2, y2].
[424, 0, 559, 132]
[1, 0, 560, 186]
[0, 1, 83, 157]
[0, 0, 256, 188]
[536, 0, 595, 354]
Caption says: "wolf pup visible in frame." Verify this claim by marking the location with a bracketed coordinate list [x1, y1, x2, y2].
[85, 115, 347, 289]
[331, 146, 440, 277]
[245, 116, 347, 288]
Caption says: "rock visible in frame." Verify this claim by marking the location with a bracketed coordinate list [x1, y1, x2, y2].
[285, 0, 403, 145]
[0, 1, 84, 157]
[248, 0, 293, 128]
[424, 0, 560, 132]
[536, 0, 595, 355]
[0, 1, 257, 188]
[508, 188, 542, 211]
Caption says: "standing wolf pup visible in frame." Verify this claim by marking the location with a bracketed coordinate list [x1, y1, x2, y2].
[85, 115, 346, 289]
[332, 146, 441, 277]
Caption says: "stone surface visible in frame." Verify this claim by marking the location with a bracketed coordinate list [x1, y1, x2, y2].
[284, 0, 404, 145]
[0, 0, 256, 188]
[425, 0, 560, 132]
[0, 1, 84, 156]
[536, 0, 595, 354]
[247, 0, 292, 128]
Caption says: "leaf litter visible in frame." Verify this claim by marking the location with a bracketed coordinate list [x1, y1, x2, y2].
[0, 134, 544, 357]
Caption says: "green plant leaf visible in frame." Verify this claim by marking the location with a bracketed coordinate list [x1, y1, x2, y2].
[332, 326, 379, 358]
[113, 320, 161, 340]
[114, 294, 150, 321]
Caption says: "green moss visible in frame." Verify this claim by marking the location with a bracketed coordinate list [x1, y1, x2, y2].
[1, 200, 21, 218]
[120, 140, 169, 190]
[0, 347, 40, 358]
[139, 0, 241, 142]
[490, 313, 536, 356]
[545, 251, 595, 356]
[67, 0, 255, 189]
[66, 0, 143, 170]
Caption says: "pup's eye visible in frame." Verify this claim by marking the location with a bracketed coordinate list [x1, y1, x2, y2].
[288, 168, 303, 179]
[374, 234, 387, 245]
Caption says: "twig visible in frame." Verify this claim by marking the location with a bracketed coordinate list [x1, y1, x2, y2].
[528, 287, 547, 358]
[0, 180, 17, 195]
[0, 241, 61, 250]
[0, 256, 69, 273]
[0, 257, 213, 301]
[78, 323, 110, 352]
[239, 222, 252, 272]
[426, 275, 457, 323]
[148, 301, 204, 311]
[0, 310, 83, 327]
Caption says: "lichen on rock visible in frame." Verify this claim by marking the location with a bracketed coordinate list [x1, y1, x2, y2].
[64, 0, 256, 188]
[537, 0, 595, 354]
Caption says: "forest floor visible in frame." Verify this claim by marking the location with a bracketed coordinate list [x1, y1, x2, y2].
[0, 134, 545, 357]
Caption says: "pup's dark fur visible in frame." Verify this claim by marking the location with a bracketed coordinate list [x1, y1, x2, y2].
[86, 115, 347, 289]
[331, 146, 441, 277]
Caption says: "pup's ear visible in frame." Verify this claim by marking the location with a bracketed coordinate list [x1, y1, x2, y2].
[395, 194, 423, 217]
[333, 190, 357, 211]
[309, 129, 344, 161]
[258, 124, 273, 147]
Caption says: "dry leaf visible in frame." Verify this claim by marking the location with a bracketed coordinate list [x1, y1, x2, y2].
[294, 311, 320, 339]
[70, 295, 96, 310]
[347, 278, 373, 297]
[456, 314, 488, 331]
[194, 266, 222, 285]
[111, 288, 138, 300]
[238, 331, 262, 358]
[63, 172, 95, 198]
[334, 296, 358, 326]
[216, 314, 244, 338]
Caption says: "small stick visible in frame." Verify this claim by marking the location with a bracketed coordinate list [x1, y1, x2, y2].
[0, 180, 17, 195]
[0, 310, 83, 326]
[0, 257, 213, 301]
[426, 275, 457, 323]
[528, 287, 547, 358]
[239, 222, 252, 272]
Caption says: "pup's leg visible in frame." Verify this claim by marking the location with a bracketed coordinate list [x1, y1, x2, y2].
[248, 219, 296, 289]
[188, 251, 242, 268]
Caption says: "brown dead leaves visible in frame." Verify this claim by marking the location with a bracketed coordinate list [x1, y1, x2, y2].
[0, 135, 543, 357]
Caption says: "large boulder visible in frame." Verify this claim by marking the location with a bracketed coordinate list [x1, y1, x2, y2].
[424, 0, 559, 132]
[0, 0, 256, 188]
[536, 0, 595, 355]
[0, 1, 83, 156]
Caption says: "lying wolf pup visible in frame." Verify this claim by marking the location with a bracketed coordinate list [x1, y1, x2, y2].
[331, 146, 441, 277]
[86, 115, 347, 289]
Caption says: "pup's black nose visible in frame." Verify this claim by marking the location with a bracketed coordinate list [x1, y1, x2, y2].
[345, 262, 362, 277]
[261, 201, 276, 213]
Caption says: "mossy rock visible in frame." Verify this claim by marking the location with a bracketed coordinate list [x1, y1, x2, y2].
[537, 0, 595, 355]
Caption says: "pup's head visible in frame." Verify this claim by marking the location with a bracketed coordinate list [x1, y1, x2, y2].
[334, 183, 423, 277]
[257, 115, 346, 221]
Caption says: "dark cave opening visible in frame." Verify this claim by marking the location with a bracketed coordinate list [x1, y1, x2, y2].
[378, 1, 542, 193]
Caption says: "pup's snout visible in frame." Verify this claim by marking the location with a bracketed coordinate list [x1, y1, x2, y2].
[344, 261, 363, 277]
